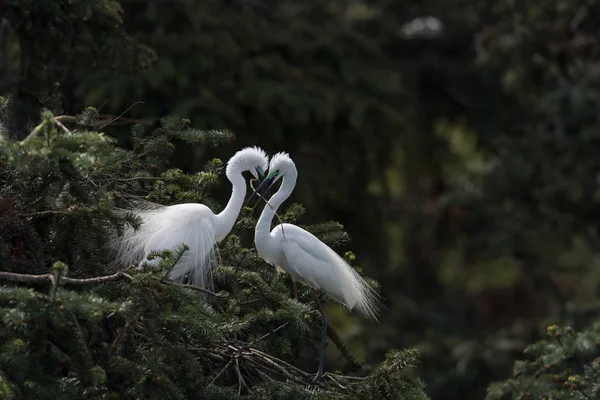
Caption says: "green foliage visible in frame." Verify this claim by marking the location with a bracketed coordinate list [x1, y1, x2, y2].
[0, 110, 427, 399]
[0, 0, 156, 138]
[486, 324, 600, 399]
[356, 349, 429, 400]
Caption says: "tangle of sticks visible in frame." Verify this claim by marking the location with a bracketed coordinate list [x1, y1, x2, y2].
[196, 339, 365, 396]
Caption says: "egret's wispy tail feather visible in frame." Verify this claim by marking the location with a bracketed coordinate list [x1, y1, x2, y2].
[109, 199, 220, 291]
[324, 246, 382, 321]
[108, 200, 168, 271]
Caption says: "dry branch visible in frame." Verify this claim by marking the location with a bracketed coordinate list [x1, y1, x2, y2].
[0, 270, 218, 297]
[195, 340, 367, 395]
[0, 270, 133, 286]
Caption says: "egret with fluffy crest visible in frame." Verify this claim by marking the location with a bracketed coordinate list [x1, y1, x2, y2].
[111, 146, 269, 290]
[249, 152, 381, 379]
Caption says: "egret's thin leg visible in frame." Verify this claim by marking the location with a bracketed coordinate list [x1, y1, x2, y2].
[314, 293, 327, 380]
[292, 280, 298, 299]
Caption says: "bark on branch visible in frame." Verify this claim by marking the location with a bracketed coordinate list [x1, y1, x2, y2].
[0, 270, 133, 286]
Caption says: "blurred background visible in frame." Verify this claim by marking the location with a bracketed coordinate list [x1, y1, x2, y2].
[3, 0, 600, 398]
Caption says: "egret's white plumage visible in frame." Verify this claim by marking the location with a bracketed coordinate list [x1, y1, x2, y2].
[251, 152, 381, 377]
[110, 146, 269, 290]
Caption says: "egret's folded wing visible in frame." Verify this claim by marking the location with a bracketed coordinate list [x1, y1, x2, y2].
[281, 225, 380, 320]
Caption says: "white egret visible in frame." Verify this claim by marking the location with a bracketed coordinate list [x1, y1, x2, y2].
[249, 152, 381, 379]
[110, 146, 269, 290]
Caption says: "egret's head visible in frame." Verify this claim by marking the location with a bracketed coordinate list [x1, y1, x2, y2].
[227, 146, 269, 180]
[248, 152, 295, 202]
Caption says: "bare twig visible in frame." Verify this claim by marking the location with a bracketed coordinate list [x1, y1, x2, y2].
[207, 359, 234, 387]
[21, 115, 75, 144]
[98, 101, 145, 130]
[249, 179, 286, 239]
[54, 116, 77, 124]
[21, 121, 47, 144]
[21, 210, 72, 217]
[158, 279, 218, 297]
[235, 357, 247, 395]
[53, 118, 71, 134]
[109, 320, 132, 359]
[94, 176, 163, 183]
[0, 271, 133, 287]
[247, 322, 289, 347]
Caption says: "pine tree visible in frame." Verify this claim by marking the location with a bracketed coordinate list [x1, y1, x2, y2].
[0, 106, 429, 399]
[486, 324, 600, 399]
[0, 0, 156, 139]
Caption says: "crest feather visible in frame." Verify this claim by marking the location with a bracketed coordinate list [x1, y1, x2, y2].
[226, 146, 269, 176]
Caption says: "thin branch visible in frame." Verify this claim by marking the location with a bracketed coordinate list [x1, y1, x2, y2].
[207, 359, 234, 387]
[21, 121, 47, 144]
[98, 101, 145, 130]
[21, 210, 72, 217]
[235, 357, 247, 396]
[21, 116, 73, 144]
[0, 271, 133, 287]
[158, 279, 218, 297]
[93, 176, 163, 183]
[54, 115, 77, 123]
[248, 322, 289, 347]
[249, 179, 286, 238]
[109, 321, 132, 359]
[53, 118, 71, 134]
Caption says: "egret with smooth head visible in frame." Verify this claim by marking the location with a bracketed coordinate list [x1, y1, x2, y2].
[111, 146, 269, 290]
[249, 152, 381, 379]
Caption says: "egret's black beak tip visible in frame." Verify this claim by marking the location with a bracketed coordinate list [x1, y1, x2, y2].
[247, 175, 275, 205]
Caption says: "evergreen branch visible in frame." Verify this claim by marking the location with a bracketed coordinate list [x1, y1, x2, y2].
[66, 313, 95, 386]
[0, 271, 133, 287]
[20, 108, 152, 145]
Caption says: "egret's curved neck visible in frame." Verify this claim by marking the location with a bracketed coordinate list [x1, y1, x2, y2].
[255, 168, 297, 240]
[214, 168, 246, 241]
